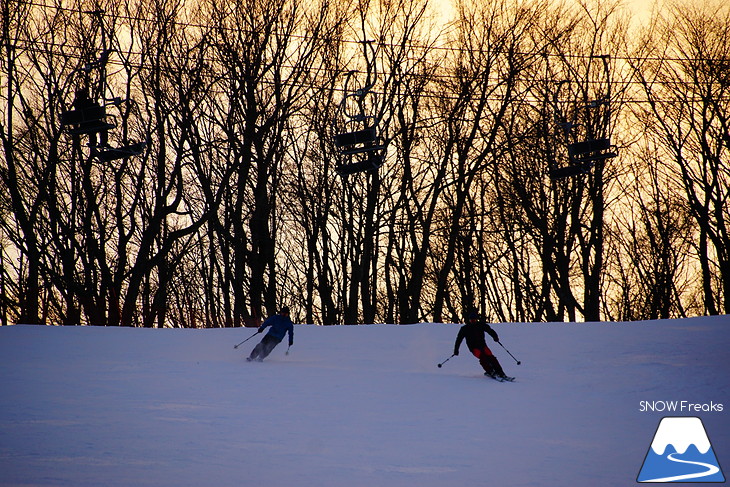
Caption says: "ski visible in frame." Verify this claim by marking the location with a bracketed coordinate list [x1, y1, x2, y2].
[485, 372, 515, 382]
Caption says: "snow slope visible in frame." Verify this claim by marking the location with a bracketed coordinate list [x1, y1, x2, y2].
[1, 317, 728, 487]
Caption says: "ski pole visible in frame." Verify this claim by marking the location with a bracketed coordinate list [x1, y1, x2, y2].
[233, 331, 259, 349]
[497, 341, 521, 365]
[437, 354, 455, 368]
[285, 344, 291, 356]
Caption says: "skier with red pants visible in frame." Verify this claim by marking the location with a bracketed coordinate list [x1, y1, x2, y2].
[454, 311, 508, 379]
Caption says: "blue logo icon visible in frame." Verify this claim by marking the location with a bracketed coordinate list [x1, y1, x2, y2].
[638, 417, 725, 483]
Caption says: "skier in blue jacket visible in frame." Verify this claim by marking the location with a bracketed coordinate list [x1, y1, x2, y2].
[247, 307, 294, 362]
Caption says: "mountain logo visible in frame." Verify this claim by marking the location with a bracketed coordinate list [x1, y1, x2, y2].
[637, 416, 725, 483]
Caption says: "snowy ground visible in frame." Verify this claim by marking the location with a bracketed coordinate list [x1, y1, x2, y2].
[1, 317, 728, 487]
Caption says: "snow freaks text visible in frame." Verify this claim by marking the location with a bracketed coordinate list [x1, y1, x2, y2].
[639, 401, 724, 413]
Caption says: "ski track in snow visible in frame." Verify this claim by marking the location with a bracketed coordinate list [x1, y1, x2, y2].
[640, 452, 721, 483]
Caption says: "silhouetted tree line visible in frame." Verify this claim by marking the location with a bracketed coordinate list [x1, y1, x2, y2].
[1, 0, 728, 325]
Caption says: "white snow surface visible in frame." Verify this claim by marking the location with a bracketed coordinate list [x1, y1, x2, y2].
[1, 317, 728, 487]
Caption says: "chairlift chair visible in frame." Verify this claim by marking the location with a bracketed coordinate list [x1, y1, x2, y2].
[335, 150, 384, 176]
[334, 125, 386, 175]
[60, 102, 116, 136]
[549, 137, 617, 180]
[547, 55, 618, 181]
[567, 138, 617, 165]
[60, 10, 145, 164]
[332, 40, 387, 176]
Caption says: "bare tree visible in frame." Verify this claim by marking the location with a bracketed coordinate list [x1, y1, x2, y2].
[205, 0, 351, 325]
[426, 0, 548, 323]
[374, 0, 445, 324]
[488, 0, 631, 322]
[283, 36, 348, 325]
[0, 0, 47, 324]
[631, 2, 730, 315]
[608, 143, 696, 320]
